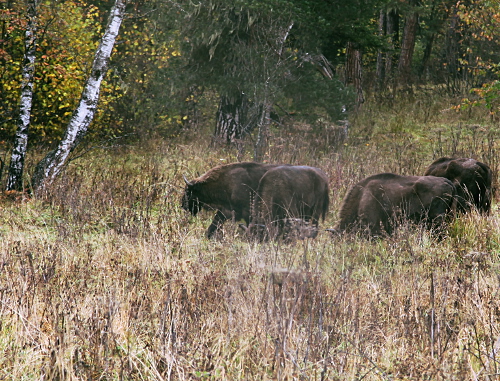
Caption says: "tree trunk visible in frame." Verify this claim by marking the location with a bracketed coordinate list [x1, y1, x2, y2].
[375, 9, 386, 92]
[420, 34, 435, 81]
[444, 5, 461, 93]
[31, 0, 127, 193]
[397, 8, 419, 89]
[214, 92, 248, 144]
[385, 9, 399, 89]
[6, 0, 38, 191]
[253, 101, 272, 162]
[345, 42, 364, 110]
[418, 0, 441, 82]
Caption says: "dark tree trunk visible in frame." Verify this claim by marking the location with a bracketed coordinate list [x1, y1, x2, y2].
[214, 93, 249, 144]
[419, 0, 457, 83]
[418, 0, 440, 81]
[385, 9, 399, 89]
[375, 10, 386, 92]
[6, 0, 38, 191]
[345, 42, 364, 110]
[444, 6, 462, 93]
[397, 8, 419, 89]
[420, 34, 435, 80]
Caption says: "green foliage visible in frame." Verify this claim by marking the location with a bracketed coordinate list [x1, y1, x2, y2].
[0, 2, 25, 135]
[181, 0, 361, 123]
[454, 77, 500, 122]
[451, 1, 500, 119]
[281, 60, 354, 122]
[33, 2, 103, 141]
[314, 0, 388, 63]
[97, 0, 189, 138]
[0, 1, 116, 142]
[3, 0, 499, 146]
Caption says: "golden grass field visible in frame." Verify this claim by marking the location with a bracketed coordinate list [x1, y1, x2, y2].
[1, 98, 500, 380]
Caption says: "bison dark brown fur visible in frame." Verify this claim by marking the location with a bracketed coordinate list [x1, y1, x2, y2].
[335, 173, 456, 237]
[250, 165, 330, 240]
[182, 162, 278, 238]
[424, 157, 493, 214]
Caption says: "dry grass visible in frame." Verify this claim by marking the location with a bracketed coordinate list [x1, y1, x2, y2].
[1, 99, 500, 380]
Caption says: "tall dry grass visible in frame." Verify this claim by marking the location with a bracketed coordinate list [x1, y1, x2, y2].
[1, 98, 500, 380]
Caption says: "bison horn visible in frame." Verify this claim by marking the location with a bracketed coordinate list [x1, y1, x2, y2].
[325, 228, 340, 236]
[183, 174, 193, 186]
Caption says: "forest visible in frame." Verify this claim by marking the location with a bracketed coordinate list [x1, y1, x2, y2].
[1, 0, 500, 379]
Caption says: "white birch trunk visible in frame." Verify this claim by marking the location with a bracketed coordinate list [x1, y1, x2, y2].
[6, 0, 38, 191]
[32, 0, 127, 193]
[253, 101, 272, 162]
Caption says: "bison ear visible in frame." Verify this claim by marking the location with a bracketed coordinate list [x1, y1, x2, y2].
[183, 174, 193, 186]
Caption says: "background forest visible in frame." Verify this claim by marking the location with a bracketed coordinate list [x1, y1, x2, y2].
[1, 0, 499, 158]
[1, 0, 500, 380]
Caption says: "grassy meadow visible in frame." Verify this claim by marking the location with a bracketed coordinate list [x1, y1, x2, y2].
[1, 96, 500, 380]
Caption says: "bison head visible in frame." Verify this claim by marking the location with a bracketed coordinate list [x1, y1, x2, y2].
[181, 176, 202, 216]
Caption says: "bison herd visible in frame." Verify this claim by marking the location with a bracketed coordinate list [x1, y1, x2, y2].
[182, 157, 493, 240]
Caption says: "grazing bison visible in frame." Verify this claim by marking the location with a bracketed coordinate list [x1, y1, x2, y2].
[424, 157, 493, 214]
[182, 162, 278, 238]
[249, 165, 330, 240]
[335, 173, 456, 237]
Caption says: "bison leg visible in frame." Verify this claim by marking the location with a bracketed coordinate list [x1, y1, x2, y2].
[206, 211, 228, 238]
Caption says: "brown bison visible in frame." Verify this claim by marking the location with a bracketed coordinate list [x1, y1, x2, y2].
[424, 157, 493, 214]
[182, 162, 278, 238]
[334, 173, 456, 237]
[249, 165, 330, 240]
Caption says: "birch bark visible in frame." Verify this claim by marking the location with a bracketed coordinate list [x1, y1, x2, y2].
[32, 0, 127, 193]
[6, 0, 38, 191]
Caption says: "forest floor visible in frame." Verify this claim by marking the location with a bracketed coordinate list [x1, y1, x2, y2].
[1, 94, 500, 380]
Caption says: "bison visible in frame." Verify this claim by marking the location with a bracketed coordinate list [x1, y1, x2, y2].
[249, 165, 330, 240]
[424, 157, 493, 214]
[334, 173, 456, 237]
[182, 162, 278, 238]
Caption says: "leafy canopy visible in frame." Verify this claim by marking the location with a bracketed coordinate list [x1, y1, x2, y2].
[180, 0, 372, 122]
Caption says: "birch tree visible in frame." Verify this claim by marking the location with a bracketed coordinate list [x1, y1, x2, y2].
[6, 0, 38, 191]
[31, 0, 128, 193]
